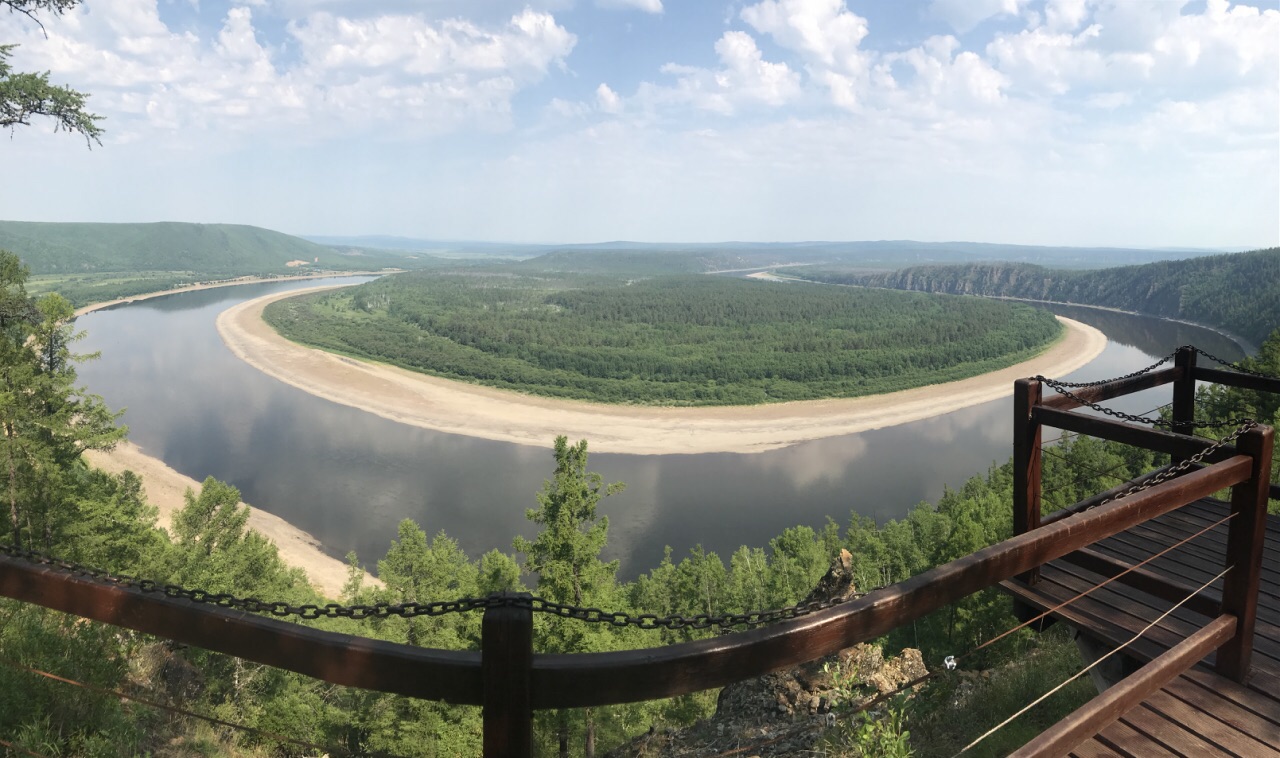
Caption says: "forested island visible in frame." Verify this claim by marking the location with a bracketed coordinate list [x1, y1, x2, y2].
[793, 247, 1280, 347]
[262, 269, 1063, 405]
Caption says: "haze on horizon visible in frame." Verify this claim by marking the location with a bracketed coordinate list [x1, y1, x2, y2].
[2, 0, 1277, 251]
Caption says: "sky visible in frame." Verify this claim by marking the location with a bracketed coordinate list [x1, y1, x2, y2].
[2, 0, 1277, 248]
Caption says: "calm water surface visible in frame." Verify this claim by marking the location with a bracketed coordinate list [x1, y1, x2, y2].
[75, 280, 1245, 577]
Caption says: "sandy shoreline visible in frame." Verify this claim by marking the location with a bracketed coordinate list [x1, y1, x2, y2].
[216, 285, 1108, 455]
[72, 270, 392, 318]
[74, 272, 389, 597]
[84, 441, 374, 598]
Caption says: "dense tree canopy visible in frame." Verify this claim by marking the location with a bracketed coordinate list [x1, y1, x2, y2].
[801, 248, 1280, 346]
[266, 271, 1063, 405]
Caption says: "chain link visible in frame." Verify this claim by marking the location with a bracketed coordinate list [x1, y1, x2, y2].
[0, 542, 864, 632]
[1035, 376, 1254, 430]
[1039, 352, 1177, 389]
[1095, 420, 1257, 507]
[1036, 345, 1279, 390]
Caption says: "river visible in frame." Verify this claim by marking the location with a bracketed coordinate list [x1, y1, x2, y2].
[74, 278, 1246, 577]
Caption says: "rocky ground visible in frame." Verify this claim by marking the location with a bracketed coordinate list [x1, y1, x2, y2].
[608, 550, 929, 757]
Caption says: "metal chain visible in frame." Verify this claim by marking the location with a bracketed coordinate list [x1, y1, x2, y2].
[1187, 346, 1278, 380]
[525, 593, 861, 631]
[0, 542, 862, 631]
[1096, 420, 1257, 507]
[1036, 352, 1176, 388]
[1035, 376, 1254, 429]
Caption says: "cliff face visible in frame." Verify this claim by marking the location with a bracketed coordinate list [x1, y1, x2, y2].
[804, 248, 1280, 347]
[608, 550, 928, 757]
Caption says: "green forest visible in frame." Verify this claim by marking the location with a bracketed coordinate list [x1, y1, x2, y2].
[264, 271, 1063, 406]
[794, 248, 1280, 347]
[3, 238, 1277, 754]
[0, 221, 429, 277]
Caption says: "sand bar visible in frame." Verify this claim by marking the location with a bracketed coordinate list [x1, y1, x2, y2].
[73, 270, 392, 317]
[74, 272, 388, 597]
[84, 442, 375, 598]
[217, 285, 1107, 455]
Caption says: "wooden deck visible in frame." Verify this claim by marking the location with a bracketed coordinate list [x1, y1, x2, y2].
[1003, 498, 1280, 756]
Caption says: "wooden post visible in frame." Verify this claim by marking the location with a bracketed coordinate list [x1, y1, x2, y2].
[1172, 347, 1198, 454]
[1216, 425, 1274, 682]
[483, 593, 533, 757]
[1013, 378, 1043, 584]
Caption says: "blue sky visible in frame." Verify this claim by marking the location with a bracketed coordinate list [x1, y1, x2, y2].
[3, 0, 1277, 248]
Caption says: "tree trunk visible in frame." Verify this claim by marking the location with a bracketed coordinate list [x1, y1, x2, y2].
[586, 708, 596, 758]
[7, 426, 19, 549]
[558, 711, 569, 758]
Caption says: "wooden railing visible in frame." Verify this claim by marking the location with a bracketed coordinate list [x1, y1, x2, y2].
[1007, 344, 1278, 753]
[0, 346, 1275, 756]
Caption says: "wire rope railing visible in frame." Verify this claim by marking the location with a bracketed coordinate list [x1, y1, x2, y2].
[957, 566, 1232, 756]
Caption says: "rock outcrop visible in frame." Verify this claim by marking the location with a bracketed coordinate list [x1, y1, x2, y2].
[609, 550, 928, 757]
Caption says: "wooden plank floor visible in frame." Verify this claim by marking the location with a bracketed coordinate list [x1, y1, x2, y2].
[1002, 498, 1280, 756]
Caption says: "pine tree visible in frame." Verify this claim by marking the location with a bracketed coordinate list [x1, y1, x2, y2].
[514, 436, 624, 758]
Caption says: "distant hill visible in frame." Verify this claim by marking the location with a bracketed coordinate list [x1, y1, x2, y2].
[306, 237, 1230, 270]
[0, 221, 418, 275]
[795, 248, 1280, 347]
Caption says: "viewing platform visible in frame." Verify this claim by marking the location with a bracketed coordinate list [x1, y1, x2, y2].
[0, 344, 1276, 755]
[1004, 497, 1280, 756]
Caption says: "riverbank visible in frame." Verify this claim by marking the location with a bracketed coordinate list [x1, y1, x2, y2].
[84, 442, 374, 598]
[72, 270, 394, 318]
[217, 286, 1107, 455]
[71, 272, 388, 598]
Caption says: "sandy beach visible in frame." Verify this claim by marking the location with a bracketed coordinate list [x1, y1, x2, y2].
[84, 441, 375, 598]
[72, 270, 392, 318]
[74, 272, 388, 597]
[216, 285, 1108, 455]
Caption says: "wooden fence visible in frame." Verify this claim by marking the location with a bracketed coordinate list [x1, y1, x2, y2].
[1, 345, 1276, 755]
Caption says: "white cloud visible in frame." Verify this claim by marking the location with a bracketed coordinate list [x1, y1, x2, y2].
[888, 35, 1008, 107]
[989, 0, 1279, 102]
[1044, 0, 1090, 32]
[595, 0, 663, 13]
[637, 30, 800, 115]
[927, 0, 1032, 34]
[740, 0, 872, 108]
[596, 82, 622, 113]
[1, 4, 576, 142]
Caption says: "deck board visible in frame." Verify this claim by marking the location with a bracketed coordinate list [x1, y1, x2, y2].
[1000, 498, 1280, 756]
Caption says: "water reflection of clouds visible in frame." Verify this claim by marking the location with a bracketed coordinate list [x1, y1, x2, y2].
[748, 435, 871, 490]
[76, 287, 1249, 581]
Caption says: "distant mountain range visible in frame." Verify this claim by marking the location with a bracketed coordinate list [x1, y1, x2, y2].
[303, 235, 1242, 270]
[0, 220, 1255, 278]
[0, 221, 420, 275]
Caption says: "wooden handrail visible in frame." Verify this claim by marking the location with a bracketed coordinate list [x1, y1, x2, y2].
[1011, 613, 1237, 757]
[0, 555, 484, 703]
[1217, 426, 1274, 681]
[1032, 407, 1239, 463]
[0, 453, 1252, 714]
[1040, 465, 1179, 527]
[1, 356, 1273, 755]
[1040, 367, 1181, 411]
[1194, 366, 1280, 395]
[526, 455, 1251, 709]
